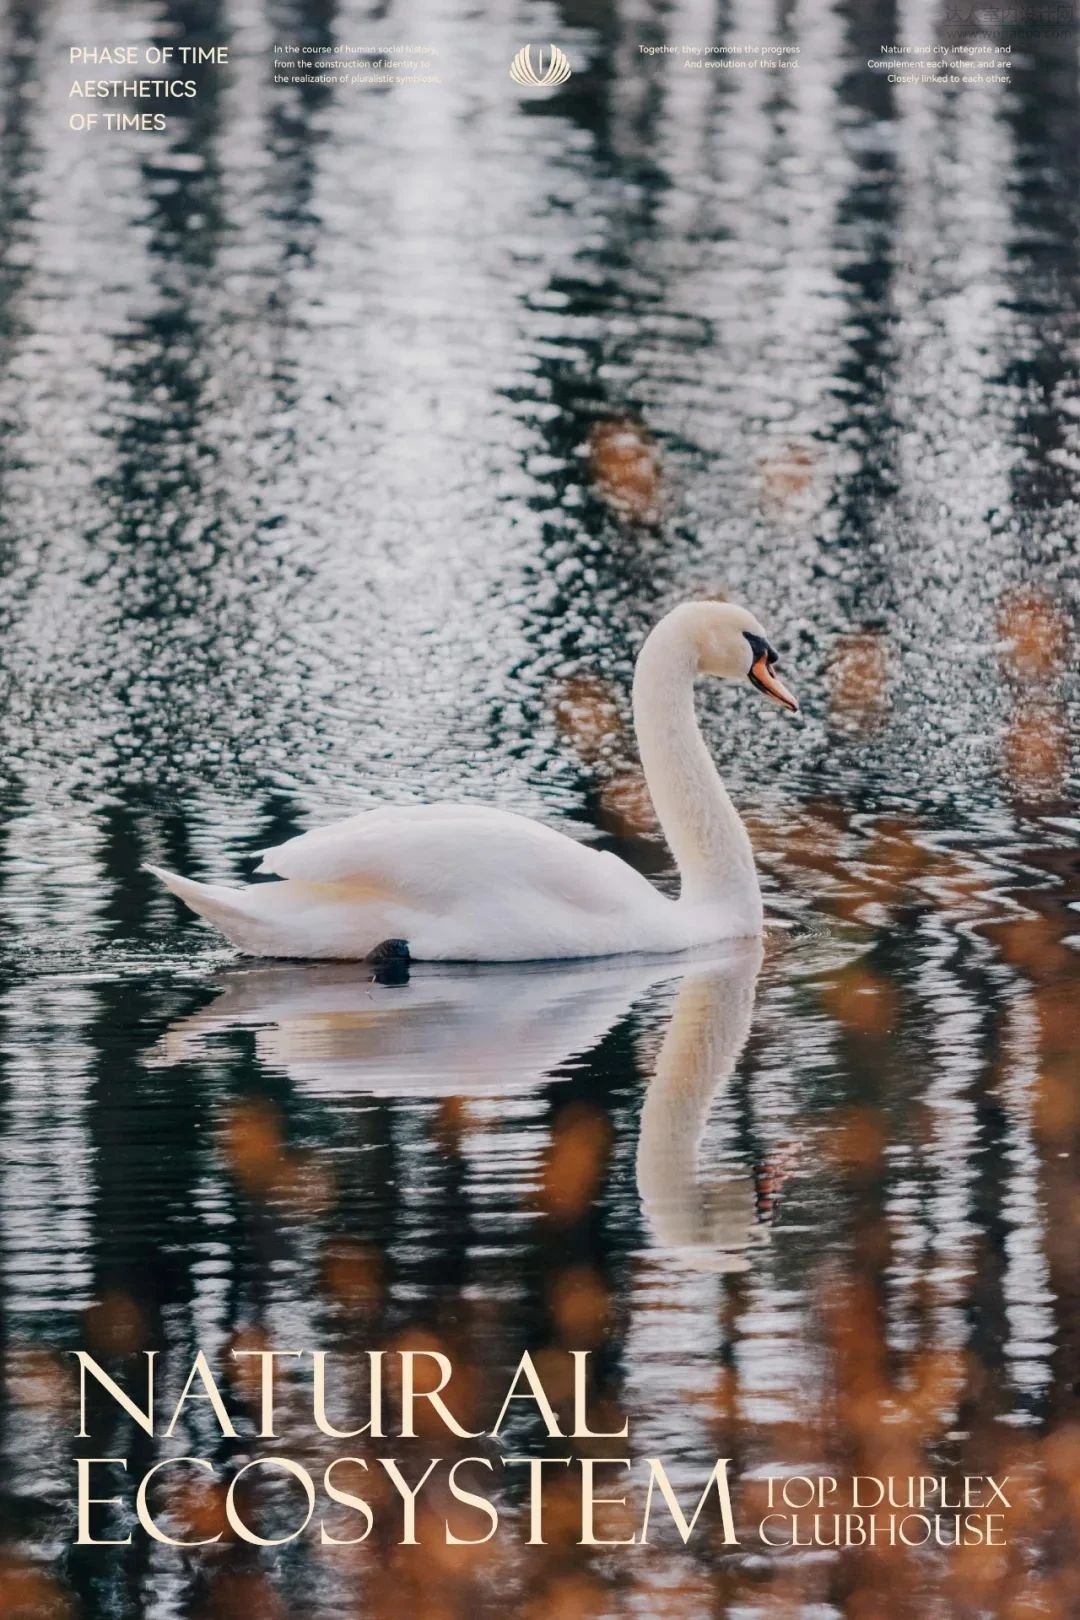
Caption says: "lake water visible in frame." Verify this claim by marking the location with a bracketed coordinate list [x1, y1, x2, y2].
[0, 0, 1077, 1616]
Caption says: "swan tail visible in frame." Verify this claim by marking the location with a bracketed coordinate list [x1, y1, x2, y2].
[146, 865, 405, 960]
[146, 865, 283, 955]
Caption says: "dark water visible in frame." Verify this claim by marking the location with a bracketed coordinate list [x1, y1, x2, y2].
[0, 0, 1078, 1615]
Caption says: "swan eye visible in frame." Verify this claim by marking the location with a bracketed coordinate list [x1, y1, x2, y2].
[744, 631, 779, 666]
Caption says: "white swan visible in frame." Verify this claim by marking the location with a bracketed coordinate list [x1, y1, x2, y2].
[149, 601, 798, 961]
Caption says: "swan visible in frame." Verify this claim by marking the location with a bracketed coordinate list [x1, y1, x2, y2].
[148, 601, 798, 961]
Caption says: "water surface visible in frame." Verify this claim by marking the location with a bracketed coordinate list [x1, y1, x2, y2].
[0, 0, 1077, 1616]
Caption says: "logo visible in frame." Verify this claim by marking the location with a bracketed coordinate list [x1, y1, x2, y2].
[509, 43, 572, 88]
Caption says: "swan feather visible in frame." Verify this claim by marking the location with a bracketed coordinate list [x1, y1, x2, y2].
[256, 804, 646, 913]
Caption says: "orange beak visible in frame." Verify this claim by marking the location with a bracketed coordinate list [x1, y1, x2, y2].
[750, 651, 799, 714]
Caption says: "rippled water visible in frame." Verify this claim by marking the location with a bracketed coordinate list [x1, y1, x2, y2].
[0, 0, 1077, 1616]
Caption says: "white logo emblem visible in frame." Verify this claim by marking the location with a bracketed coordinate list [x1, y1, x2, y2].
[509, 44, 572, 89]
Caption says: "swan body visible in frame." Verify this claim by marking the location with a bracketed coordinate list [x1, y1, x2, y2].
[150, 601, 798, 961]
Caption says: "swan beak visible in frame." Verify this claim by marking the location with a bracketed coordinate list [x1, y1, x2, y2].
[750, 652, 799, 714]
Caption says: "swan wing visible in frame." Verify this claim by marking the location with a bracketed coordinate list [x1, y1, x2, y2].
[255, 804, 652, 915]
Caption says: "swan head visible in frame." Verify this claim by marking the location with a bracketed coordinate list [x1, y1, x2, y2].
[681, 601, 800, 714]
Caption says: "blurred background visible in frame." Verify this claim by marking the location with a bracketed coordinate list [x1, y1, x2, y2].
[0, 0, 1077, 1614]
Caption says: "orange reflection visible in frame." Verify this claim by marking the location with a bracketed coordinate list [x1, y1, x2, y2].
[821, 965, 901, 1041]
[823, 1107, 888, 1174]
[586, 417, 663, 523]
[0, 1561, 73, 1620]
[996, 586, 1072, 805]
[549, 1264, 610, 1348]
[996, 585, 1070, 682]
[756, 438, 821, 517]
[219, 1098, 334, 1216]
[322, 1237, 385, 1314]
[195, 1571, 288, 1620]
[553, 673, 623, 767]
[597, 767, 657, 837]
[83, 1291, 146, 1356]
[521, 1571, 607, 1620]
[826, 628, 890, 733]
[219, 1098, 283, 1197]
[1002, 697, 1068, 803]
[538, 1102, 611, 1226]
[552, 671, 658, 839]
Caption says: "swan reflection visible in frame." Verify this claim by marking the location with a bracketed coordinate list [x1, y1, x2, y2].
[149, 943, 768, 1270]
[636, 944, 767, 1272]
[148, 954, 689, 1097]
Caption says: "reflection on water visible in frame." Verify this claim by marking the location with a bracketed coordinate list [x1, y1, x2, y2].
[635, 949, 765, 1272]
[150, 944, 769, 1271]
[0, 0, 1077, 1615]
[148, 953, 702, 1097]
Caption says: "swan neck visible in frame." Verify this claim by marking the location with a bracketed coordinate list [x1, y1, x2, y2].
[632, 617, 760, 918]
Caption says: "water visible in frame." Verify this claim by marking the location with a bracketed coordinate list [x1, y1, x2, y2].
[0, 0, 1077, 1615]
